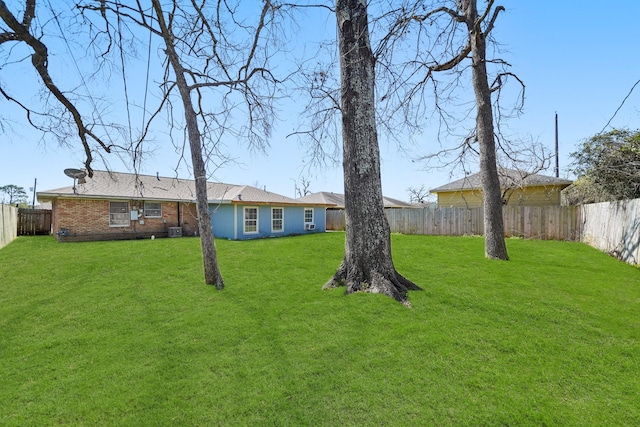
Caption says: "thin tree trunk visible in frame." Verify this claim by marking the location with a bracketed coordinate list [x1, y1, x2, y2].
[152, 0, 224, 288]
[323, 0, 420, 306]
[463, 0, 508, 260]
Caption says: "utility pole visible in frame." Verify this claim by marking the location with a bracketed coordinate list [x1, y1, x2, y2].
[31, 178, 37, 208]
[554, 113, 559, 178]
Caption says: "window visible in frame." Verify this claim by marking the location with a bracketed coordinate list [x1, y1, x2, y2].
[244, 207, 258, 234]
[144, 202, 162, 218]
[304, 208, 314, 224]
[272, 208, 283, 232]
[109, 201, 129, 227]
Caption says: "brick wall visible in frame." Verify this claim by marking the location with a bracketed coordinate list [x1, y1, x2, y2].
[179, 202, 199, 237]
[53, 198, 199, 242]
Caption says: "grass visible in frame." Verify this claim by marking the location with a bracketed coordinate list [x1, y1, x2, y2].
[0, 233, 639, 426]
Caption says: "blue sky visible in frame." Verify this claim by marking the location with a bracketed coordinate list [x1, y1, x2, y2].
[1, 0, 639, 203]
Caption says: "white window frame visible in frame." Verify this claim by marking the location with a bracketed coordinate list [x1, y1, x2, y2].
[109, 201, 130, 227]
[144, 202, 162, 218]
[304, 208, 314, 224]
[271, 207, 284, 232]
[243, 207, 259, 234]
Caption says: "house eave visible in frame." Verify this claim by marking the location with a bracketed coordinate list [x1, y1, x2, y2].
[229, 200, 336, 207]
[37, 192, 197, 203]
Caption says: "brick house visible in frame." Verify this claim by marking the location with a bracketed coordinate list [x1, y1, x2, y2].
[37, 170, 332, 242]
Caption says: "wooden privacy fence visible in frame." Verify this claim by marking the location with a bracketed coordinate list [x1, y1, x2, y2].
[327, 205, 582, 240]
[18, 209, 52, 236]
[1, 203, 18, 249]
[326, 209, 346, 231]
[581, 199, 640, 266]
[501, 205, 581, 240]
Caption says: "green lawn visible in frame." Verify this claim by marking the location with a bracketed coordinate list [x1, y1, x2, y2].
[1, 233, 638, 426]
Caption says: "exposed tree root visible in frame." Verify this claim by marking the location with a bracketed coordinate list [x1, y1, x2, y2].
[323, 261, 422, 307]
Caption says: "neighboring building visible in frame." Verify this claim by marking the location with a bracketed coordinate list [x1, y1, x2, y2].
[37, 170, 332, 242]
[430, 169, 573, 208]
[297, 191, 413, 231]
[296, 191, 413, 208]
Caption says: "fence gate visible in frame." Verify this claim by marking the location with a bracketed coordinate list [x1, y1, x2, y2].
[18, 209, 52, 236]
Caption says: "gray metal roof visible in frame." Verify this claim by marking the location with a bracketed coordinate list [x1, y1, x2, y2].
[37, 170, 332, 206]
[297, 191, 412, 208]
[430, 169, 573, 193]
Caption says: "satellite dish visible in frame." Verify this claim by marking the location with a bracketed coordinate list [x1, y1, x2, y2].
[64, 168, 87, 194]
[64, 168, 87, 179]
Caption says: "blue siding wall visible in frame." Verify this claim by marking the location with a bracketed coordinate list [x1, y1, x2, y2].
[210, 204, 236, 239]
[284, 206, 306, 235]
[209, 204, 326, 240]
[284, 206, 326, 236]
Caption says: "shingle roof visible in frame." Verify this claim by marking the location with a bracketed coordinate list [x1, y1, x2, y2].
[296, 192, 345, 206]
[296, 191, 412, 208]
[37, 170, 332, 206]
[430, 169, 573, 193]
[381, 196, 414, 207]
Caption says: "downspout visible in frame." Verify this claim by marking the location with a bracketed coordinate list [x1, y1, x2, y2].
[131, 199, 136, 233]
[234, 204, 238, 240]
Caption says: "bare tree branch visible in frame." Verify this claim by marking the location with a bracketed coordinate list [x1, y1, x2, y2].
[1, 0, 113, 176]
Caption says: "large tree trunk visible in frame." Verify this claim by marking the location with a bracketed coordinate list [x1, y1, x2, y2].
[463, 0, 508, 260]
[152, 0, 224, 288]
[323, 0, 421, 305]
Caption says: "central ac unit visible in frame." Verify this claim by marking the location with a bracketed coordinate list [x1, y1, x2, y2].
[168, 227, 182, 237]
[304, 223, 316, 230]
